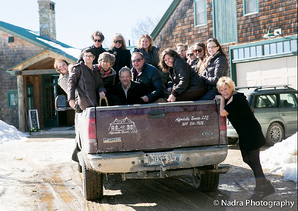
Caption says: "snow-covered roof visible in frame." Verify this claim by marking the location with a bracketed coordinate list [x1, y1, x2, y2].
[0, 20, 81, 61]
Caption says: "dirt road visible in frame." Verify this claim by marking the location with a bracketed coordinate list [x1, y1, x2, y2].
[0, 134, 296, 211]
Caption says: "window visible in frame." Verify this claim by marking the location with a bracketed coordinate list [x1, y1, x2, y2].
[279, 93, 297, 108]
[244, 0, 258, 15]
[255, 95, 277, 108]
[231, 38, 297, 61]
[7, 90, 18, 107]
[8, 36, 14, 43]
[194, 0, 207, 26]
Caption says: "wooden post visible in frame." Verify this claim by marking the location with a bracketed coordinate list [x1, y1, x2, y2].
[17, 74, 25, 132]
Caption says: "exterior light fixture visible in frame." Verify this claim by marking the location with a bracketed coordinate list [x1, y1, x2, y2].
[263, 26, 275, 39]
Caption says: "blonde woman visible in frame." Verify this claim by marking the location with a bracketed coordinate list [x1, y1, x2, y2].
[108, 33, 131, 83]
[215, 77, 275, 200]
[133, 34, 160, 68]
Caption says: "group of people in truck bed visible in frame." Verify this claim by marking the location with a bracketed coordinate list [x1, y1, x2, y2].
[54, 31, 229, 110]
[54, 31, 275, 201]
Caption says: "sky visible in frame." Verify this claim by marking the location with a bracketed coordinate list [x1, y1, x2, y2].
[0, 0, 173, 49]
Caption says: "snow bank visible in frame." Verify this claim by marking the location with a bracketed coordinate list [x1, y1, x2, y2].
[261, 132, 297, 183]
[0, 120, 28, 144]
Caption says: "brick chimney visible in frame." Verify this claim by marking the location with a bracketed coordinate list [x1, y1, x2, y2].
[38, 0, 56, 40]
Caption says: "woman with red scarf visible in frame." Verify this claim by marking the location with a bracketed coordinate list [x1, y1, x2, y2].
[95, 52, 117, 105]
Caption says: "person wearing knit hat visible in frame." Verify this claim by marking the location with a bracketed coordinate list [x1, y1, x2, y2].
[95, 52, 117, 105]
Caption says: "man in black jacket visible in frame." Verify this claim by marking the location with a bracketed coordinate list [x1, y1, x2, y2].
[77, 31, 106, 64]
[131, 52, 167, 103]
[109, 67, 146, 105]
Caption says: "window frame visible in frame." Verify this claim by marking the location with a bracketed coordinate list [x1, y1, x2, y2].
[194, 0, 207, 27]
[243, 0, 259, 16]
[7, 90, 18, 107]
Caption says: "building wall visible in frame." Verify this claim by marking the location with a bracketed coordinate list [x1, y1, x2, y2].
[154, 0, 298, 53]
[0, 30, 43, 128]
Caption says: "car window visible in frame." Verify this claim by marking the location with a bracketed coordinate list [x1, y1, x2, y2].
[255, 94, 277, 108]
[279, 93, 297, 108]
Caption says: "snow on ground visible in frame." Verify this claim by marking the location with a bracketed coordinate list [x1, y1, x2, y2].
[261, 132, 297, 183]
[0, 120, 296, 183]
[0, 120, 28, 143]
[0, 120, 74, 210]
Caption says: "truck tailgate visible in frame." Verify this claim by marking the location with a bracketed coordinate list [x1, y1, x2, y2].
[94, 101, 220, 152]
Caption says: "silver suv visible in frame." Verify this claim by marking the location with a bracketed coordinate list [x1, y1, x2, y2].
[227, 85, 297, 145]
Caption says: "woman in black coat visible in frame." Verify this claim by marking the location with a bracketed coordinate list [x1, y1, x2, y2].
[159, 48, 206, 102]
[215, 76, 275, 200]
[108, 33, 131, 84]
[200, 38, 229, 100]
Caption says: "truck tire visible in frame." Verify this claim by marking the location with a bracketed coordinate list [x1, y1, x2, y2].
[228, 137, 238, 145]
[82, 158, 104, 201]
[193, 173, 219, 192]
[77, 162, 82, 173]
[266, 122, 284, 146]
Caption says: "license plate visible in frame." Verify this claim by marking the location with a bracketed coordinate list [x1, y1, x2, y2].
[147, 153, 173, 165]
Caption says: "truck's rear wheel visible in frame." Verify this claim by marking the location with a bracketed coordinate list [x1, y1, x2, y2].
[193, 173, 219, 192]
[82, 157, 103, 200]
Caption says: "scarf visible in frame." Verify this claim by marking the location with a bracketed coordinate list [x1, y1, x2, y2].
[98, 66, 112, 78]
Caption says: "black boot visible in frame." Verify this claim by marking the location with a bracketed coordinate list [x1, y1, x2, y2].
[71, 143, 80, 162]
[250, 180, 275, 200]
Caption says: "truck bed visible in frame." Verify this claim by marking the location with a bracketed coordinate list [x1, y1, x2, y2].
[88, 101, 224, 153]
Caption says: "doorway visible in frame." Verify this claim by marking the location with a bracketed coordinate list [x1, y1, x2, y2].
[42, 74, 59, 127]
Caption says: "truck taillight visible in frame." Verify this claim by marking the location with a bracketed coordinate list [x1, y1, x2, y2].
[219, 116, 227, 131]
[88, 117, 96, 139]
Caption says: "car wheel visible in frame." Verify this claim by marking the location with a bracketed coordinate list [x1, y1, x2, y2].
[266, 122, 284, 146]
[228, 138, 238, 145]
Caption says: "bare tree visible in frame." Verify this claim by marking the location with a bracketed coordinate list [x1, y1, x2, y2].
[131, 16, 160, 45]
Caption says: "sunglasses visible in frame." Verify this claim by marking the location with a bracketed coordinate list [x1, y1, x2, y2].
[114, 40, 123, 44]
[94, 39, 102, 42]
[132, 58, 142, 63]
[193, 49, 203, 53]
[187, 53, 194, 56]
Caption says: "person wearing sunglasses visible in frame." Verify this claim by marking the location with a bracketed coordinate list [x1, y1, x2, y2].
[186, 46, 198, 70]
[192, 42, 206, 75]
[159, 48, 207, 102]
[77, 30, 106, 64]
[133, 34, 160, 69]
[200, 38, 229, 100]
[131, 52, 167, 103]
[108, 33, 131, 84]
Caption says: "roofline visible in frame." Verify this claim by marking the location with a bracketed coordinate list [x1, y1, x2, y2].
[0, 22, 78, 61]
[0, 24, 48, 49]
[151, 0, 181, 40]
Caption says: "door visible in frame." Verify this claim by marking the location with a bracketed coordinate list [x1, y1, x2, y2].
[212, 0, 237, 44]
[278, 92, 298, 137]
[42, 74, 59, 127]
